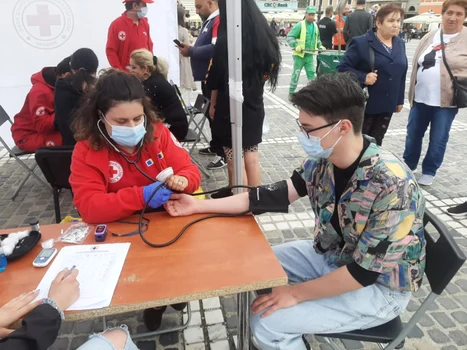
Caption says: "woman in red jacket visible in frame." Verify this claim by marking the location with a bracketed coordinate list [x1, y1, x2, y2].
[69, 70, 201, 331]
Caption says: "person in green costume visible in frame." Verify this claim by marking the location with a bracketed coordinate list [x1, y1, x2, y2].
[287, 6, 326, 97]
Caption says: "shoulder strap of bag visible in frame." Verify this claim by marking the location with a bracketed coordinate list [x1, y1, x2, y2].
[369, 45, 375, 72]
[440, 30, 456, 81]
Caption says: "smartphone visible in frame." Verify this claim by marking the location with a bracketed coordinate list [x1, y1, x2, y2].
[94, 224, 108, 242]
[33, 248, 58, 267]
[173, 39, 183, 47]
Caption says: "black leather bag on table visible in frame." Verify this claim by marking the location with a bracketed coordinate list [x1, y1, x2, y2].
[440, 30, 467, 108]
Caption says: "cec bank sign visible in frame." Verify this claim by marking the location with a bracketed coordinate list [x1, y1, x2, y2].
[256, 1, 298, 12]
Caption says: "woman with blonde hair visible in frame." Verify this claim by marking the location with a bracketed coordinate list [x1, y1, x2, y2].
[129, 49, 188, 141]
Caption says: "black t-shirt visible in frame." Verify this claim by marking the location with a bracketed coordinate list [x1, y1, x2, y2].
[318, 17, 337, 49]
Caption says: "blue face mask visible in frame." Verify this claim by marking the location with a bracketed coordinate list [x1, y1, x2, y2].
[137, 7, 148, 18]
[104, 117, 147, 147]
[298, 121, 342, 159]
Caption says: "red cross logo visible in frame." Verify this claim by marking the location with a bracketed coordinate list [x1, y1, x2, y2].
[26, 4, 61, 37]
[36, 106, 46, 116]
[109, 161, 123, 183]
[118, 31, 126, 41]
[45, 141, 55, 147]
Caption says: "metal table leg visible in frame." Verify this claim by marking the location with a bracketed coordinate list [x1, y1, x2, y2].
[237, 292, 251, 349]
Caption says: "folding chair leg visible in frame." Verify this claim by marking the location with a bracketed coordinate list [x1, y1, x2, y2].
[10, 161, 51, 200]
[53, 189, 62, 223]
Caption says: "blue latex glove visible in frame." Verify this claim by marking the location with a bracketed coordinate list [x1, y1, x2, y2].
[143, 182, 173, 208]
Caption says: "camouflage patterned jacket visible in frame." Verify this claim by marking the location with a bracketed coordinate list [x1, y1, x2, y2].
[296, 138, 426, 292]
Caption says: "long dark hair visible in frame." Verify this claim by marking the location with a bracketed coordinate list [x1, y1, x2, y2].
[72, 70, 161, 150]
[216, 0, 281, 90]
[69, 48, 99, 94]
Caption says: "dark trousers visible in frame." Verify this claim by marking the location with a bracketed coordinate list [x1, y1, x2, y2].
[332, 45, 346, 50]
[201, 82, 225, 157]
[362, 112, 393, 146]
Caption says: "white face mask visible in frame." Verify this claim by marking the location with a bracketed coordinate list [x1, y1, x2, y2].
[137, 6, 148, 18]
[298, 121, 342, 159]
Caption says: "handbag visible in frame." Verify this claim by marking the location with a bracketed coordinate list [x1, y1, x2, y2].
[362, 45, 375, 101]
[440, 30, 467, 108]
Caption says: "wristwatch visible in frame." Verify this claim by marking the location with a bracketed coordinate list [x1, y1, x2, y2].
[42, 298, 65, 321]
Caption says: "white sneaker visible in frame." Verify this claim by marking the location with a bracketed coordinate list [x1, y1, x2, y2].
[418, 174, 435, 186]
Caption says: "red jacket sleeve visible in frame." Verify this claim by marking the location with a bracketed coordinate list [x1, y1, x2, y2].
[106, 22, 125, 71]
[29, 87, 55, 134]
[158, 126, 201, 193]
[147, 22, 154, 52]
[70, 142, 146, 224]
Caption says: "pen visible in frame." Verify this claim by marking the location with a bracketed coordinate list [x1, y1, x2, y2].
[61, 265, 76, 281]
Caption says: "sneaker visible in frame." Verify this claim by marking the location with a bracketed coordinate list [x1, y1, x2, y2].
[207, 156, 227, 169]
[143, 306, 167, 331]
[210, 188, 233, 199]
[418, 174, 435, 186]
[199, 147, 216, 155]
[447, 202, 467, 217]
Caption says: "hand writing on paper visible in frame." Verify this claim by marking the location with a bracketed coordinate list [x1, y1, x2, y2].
[0, 290, 42, 337]
[250, 285, 299, 318]
[48, 268, 80, 311]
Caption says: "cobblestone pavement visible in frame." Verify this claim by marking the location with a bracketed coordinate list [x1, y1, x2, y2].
[1, 39, 467, 350]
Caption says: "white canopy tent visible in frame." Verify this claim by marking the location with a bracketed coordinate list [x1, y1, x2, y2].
[404, 12, 442, 24]
[0, 0, 180, 147]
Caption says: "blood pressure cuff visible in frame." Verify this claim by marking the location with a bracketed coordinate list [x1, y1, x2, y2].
[249, 180, 290, 215]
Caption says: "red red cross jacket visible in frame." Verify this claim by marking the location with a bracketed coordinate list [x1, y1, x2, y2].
[70, 124, 200, 224]
[11, 68, 60, 147]
[106, 14, 154, 71]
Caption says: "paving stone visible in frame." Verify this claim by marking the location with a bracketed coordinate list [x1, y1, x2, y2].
[205, 309, 224, 325]
[184, 311, 202, 326]
[341, 339, 364, 349]
[441, 346, 459, 350]
[445, 282, 461, 295]
[203, 297, 221, 310]
[449, 330, 467, 346]
[437, 297, 459, 310]
[49, 337, 70, 350]
[207, 324, 228, 341]
[189, 301, 200, 312]
[210, 340, 230, 350]
[454, 279, 467, 292]
[408, 325, 424, 338]
[159, 332, 180, 347]
[70, 335, 90, 349]
[427, 329, 451, 344]
[74, 320, 95, 334]
[418, 314, 435, 327]
[137, 341, 157, 350]
[185, 343, 206, 350]
[451, 311, 467, 324]
[183, 327, 204, 344]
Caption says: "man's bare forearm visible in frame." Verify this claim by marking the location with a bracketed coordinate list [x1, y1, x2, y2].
[291, 266, 363, 302]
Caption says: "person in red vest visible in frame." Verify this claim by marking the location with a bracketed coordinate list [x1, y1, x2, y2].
[11, 57, 71, 152]
[332, 4, 350, 50]
[106, 0, 154, 71]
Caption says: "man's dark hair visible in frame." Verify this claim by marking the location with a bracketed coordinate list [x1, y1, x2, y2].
[290, 73, 365, 134]
[56, 56, 71, 76]
[356, 0, 366, 5]
[325, 6, 334, 16]
[125, 1, 141, 11]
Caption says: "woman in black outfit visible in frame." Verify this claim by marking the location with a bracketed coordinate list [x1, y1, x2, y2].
[207, 0, 281, 197]
[54, 48, 98, 146]
[129, 49, 188, 141]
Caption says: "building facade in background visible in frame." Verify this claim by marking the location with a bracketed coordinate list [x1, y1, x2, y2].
[256, 0, 299, 13]
[419, 0, 444, 14]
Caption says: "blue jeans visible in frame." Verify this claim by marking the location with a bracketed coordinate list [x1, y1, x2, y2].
[250, 241, 411, 350]
[77, 325, 138, 350]
[403, 102, 458, 176]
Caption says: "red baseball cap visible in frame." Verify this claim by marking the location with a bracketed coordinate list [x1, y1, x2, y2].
[123, 0, 154, 4]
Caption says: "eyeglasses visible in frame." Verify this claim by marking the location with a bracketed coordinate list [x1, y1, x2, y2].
[296, 119, 339, 139]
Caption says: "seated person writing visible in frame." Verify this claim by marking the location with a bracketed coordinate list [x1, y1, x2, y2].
[129, 49, 189, 141]
[69, 70, 201, 331]
[0, 269, 139, 350]
[11, 57, 71, 152]
[165, 73, 426, 349]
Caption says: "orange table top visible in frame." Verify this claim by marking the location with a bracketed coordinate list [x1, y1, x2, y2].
[0, 212, 287, 321]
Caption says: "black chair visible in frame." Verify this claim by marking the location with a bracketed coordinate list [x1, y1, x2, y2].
[35, 146, 74, 223]
[0, 105, 51, 200]
[319, 209, 466, 350]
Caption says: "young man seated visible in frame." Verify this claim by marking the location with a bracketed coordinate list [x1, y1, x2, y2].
[11, 57, 71, 152]
[165, 73, 426, 350]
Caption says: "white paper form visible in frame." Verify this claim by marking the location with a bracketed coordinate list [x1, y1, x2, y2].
[35, 243, 131, 310]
